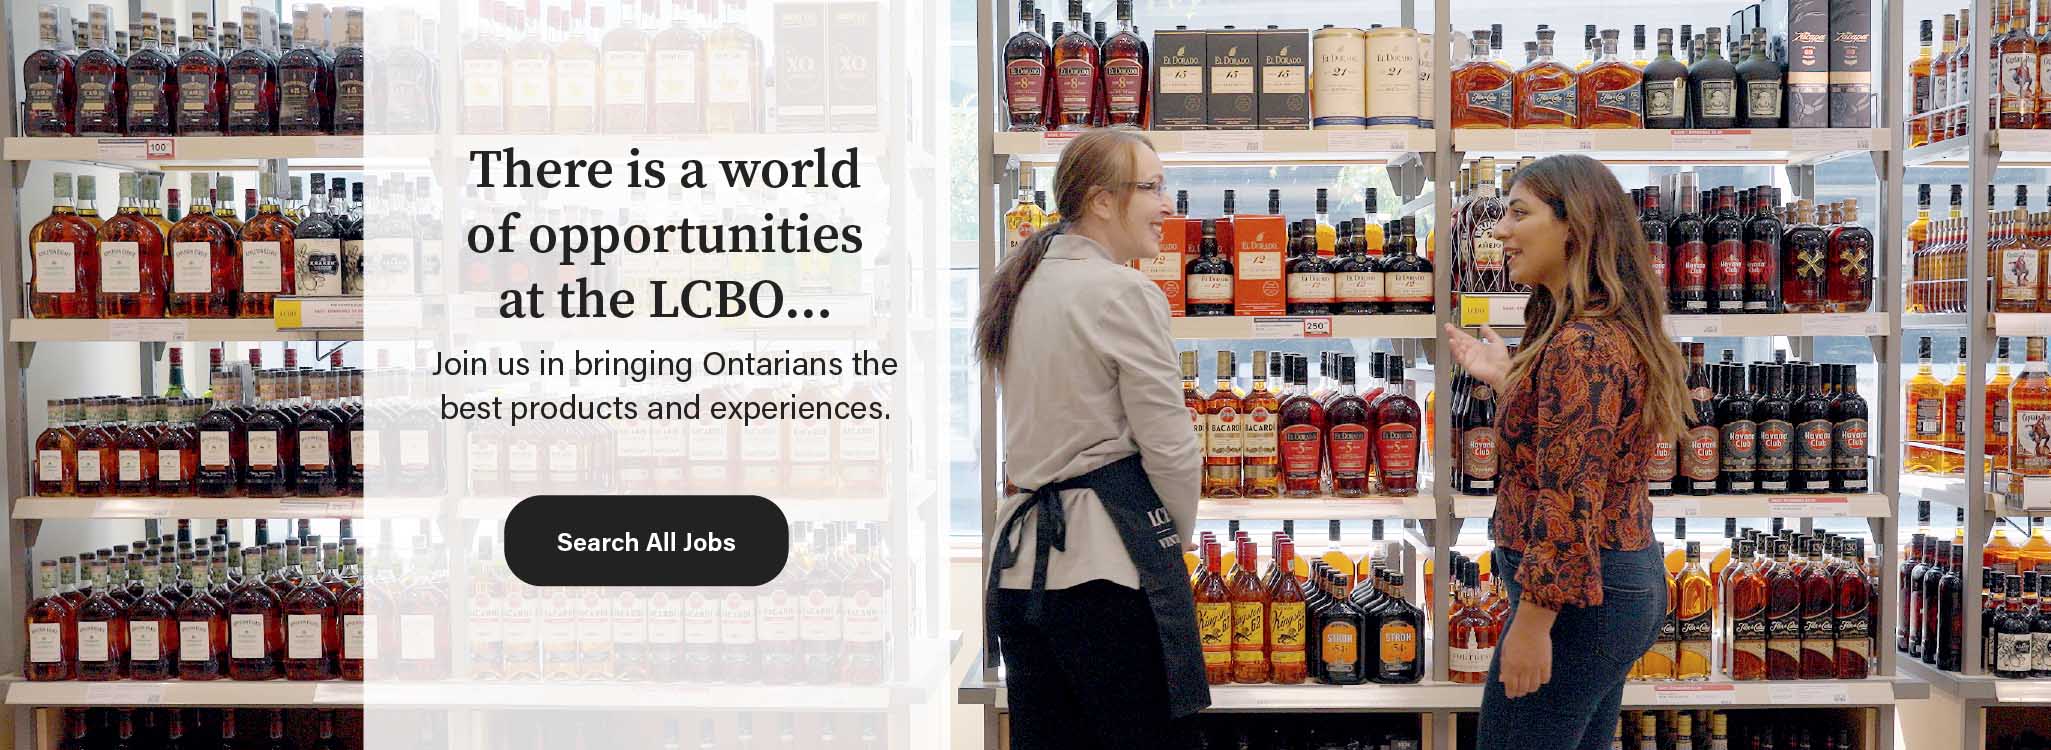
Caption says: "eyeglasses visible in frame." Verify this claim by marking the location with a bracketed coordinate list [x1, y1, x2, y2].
[1126, 180, 1168, 197]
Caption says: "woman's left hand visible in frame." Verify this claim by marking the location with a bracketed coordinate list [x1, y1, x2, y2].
[1498, 612, 1553, 699]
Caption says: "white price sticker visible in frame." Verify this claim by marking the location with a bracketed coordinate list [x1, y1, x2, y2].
[1669, 129, 1756, 150]
[1326, 131, 1410, 152]
[84, 684, 166, 704]
[1665, 316, 1723, 336]
[1038, 132, 1077, 156]
[1768, 496, 1853, 517]
[1767, 683, 1851, 704]
[1648, 683, 1738, 705]
[1513, 130, 1594, 151]
[1802, 314, 1884, 336]
[1249, 317, 1306, 338]
[1182, 131, 1264, 152]
[315, 136, 364, 158]
[1791, 129, 1874, 151]
[1652, 498, 1702, 516]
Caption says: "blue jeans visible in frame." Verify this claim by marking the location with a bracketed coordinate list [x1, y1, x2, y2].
[1475, 544, 1668, 750]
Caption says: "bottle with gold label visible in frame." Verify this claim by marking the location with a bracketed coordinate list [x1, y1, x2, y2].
[1002, 184, 1045, 257]
[1203, 351, 1244, 498]
[1317, 572, 1368, 685]
[1371, 571, 1422, 683]
[1676, 541, 1714, 680]
[1228, 537, 1267, 683]
[2013, 337, 2051, 477]
[1943, 337, 1970, 473]
[1907, 337, 1947, 473]
[1266, 539, 1307, 684]
[1240, 351, 1281, 498]
[1192, 538, 1232, 684]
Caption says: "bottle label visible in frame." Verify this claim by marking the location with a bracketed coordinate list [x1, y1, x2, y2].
[798, 589, 840, 642]
[288, 614, 325, 660]
[1280, 424, 1323, 479]
[1287, 272, 1335, 303]
[1594, 86, 1643, 116]
[842, 589, 886, 643]
[756, 591, 798, 641]
[1231, 601, 1265, 661]
[1832, 418, 1868, 471]
[249, 431, 279, 468]
[1796, 418, 1835, 472]
[27, 622, 61, 663]
[77, 451, 101, 483]
[1713, 239, 1746, 295]
[1106, 58, 1147, 110]
[1465, 82, 1512, 117]
[1240, 249, 1284, 281]
[2002, 247, 2042, 301]
[1721, 419, 1758, 473]
[1335, 271, 1384, 302]
[1242, 406, 1278, 459]
[1377, 422, 1420, 475]
[179, 71, 219, 113]
[1322, 621, 1361, 671]
[78, 621, 109, 662]
[171, 242, 213, 294]
[1757, 419, 1795, 472]
[230, 614, 266, 659]
[1528, 83, 1578, 117]
[130, 621, 161, 661]
[1378, 621, 1418, 667]
[552, 59, 597, 108]
[1214, 62, 1256, 95]
[1463, 426, 1500, 480]
[1681, 425, 1720, 481]
[1645, 78, 1685, 119]
[2004, 53, 2040, 114]
[464, 59, 505, 107]
[1647, 239, 1669, 288]
[1746, 79, 1783, 118]
[1054, 58, 1097, 117]
[2016, 410, 2051, 473]
[99, 242, 142, 294]
[179, 621, 210, 661]
[130, 70, 165, 118]
[300, 431, 330, 469]
[2001, 632, 2036, 672]
[2040, 57, 2051, 115]
[279, 73, 317, 121]
[118, 450, 142, 482]
[400, 614, 437, 660]
[1914, 397, 1943, 438]
[33, 242, 75, 294]
[1388, 272, 1432, 302]
[603, 51, 650, 106]
[1449, 645, 1492, 674]
[37, 450, 61, 481]
[1161, 63, 1204, 95]
[1328, 424, 1371, 475]
[1207, 407, 1244, 457]
[652, 50, 701, 106]
[200, 432, 231, 468]
[242, 241, 283, 294]
[1675, 240, 1709, 292]
[1698, 79, 1737, 117]
[1187, 273, 1233, 302]
[1996, 397, 2013, 439]
[1473, 233, 1506, 272]
[1646, 440, 1678, 483]
[1268, 601, 1306, 663]
[2034, 631, 2051, 672]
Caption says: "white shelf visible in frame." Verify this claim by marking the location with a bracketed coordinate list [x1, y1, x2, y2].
[1454, 493, 1892, 519]
[1898, 659, 2001, 702]
[958, 675, 1918, 711]
[1619, 677, 1923, 707]
[2, 136, 363, 162]
[1992, 313, 2051, 336]
[1906, 128, 2051, 166]
[992, 129, 1434, 163]
[364, 681, 909, 709]
[12, 497, 367, 519]
[1663, 312, 1888, 338]
[4, 679, 362, 707]
[8, 319, 362, 342]
[1171, 315, 1437, 340]
[459, 491, 922, 522]
[1200, 495, 1434, 521]
[1901, 472, 1972, 508]
[1903, 313, 1972, 330]
[1453, 128, 1889, 165]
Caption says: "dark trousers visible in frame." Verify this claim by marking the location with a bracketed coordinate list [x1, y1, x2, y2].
[993, 580, 1198, 750]
[1475, 544, 1669, 750]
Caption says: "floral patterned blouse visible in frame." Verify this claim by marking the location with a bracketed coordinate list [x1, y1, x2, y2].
[1489, 318, 1656, 610]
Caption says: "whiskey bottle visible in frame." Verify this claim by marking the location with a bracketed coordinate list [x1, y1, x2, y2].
[174, 12, 226, 135]
[1203, 351, 1245, 497]
[1374, 357, 1422, 496]
[22, 6, 76, 137]
[1451, 29, 1514, 128]
[1101, 0, 1147, 128]
[75, 4, 126, 136]
[25, 560, 75, 681]
[1279, 356, 1327, 498]
[1513, 26, 1577, 128]
[1687, 27, 1738, 128]
[30, 173, 101, 320]
[1579, 29, 1642, 128]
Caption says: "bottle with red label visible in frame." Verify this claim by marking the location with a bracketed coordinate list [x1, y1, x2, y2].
[1640, 187, 1670, 293]
[1100, 0, 1147, 128]
[1279, 356, 1327, 498]
[1001, 0, 1050, 131]
[1668, 175, 1710, 313]
[1828, 364, 1871, 493]
[1373, 357, 1421, 496]
[1706, 186, 1747, 313]
[1326, 356, 1375, 497]
[1049, 0, 1099, 131]
[1676, 343, 1720, 496]
[1754, 365, 1795, 494]
[1744, 187, 1784, 313]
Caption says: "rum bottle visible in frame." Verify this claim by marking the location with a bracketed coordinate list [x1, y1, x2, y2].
[25, 560, 75, 681]
[1049, 0, 1098, 130]
[166, 175, 240, 318]
[1204, 351, 1245, 498]
[1267, 539, 1308, 683]
[1825, 200, 1875, 313]
[75, 559, 127, 681]
[97, 173, 166, 318]
[1793, 365, 1836, 492]
[282, 546, 339, 680]
[29, 173, 101, 319]
[1764, 539, 1801, 679]
[1100, 0, 1147, 128]
[125, 560, 177, 679]
[1799, 540, 1837, 678]
[73, 400, 117, 497]
[1676, 542, 1714, 680]
[1241, 352, 1281, 498]
[1727, 538, 1768, 680]
[1194, 539, 1232, 684]
[22, 6, 77, 137]
[1642, 28, 1689, 128]
[1744, 188, 1783, 312]
[1185, 220, 1235, 315]
[1279, 356, 1327, 498]
[1229, 537, 1267, 682]
[124, 11, 175, 135]
[113, 400, 159, 497]
[225, 12, 279, 135]
[1687, 27, 1738, 127]
[2014, 337, 2051, 476]
[1373, 357, 1421, 496]
[1372, 572, 1423, 683]
[1678, 343, 1720, 495]
[1327, 357, 1374, 497]
[173, 12, 226, 135]
[35, 401, 77, 497]
[172, 558, 227, 681]
[227, 547, 282, 680]
[1448, 563, 1498, 683]
[1579, 29, 1642, 127]
[1003, 0, 1050, 130]
[1451, 28, 1514, 128]
[334, 8, 367, 133]
[1707, 187, 1747, 312]
[1835, 538, 1873, 678]
[1513, 26, 1577, 128]
[1734, 30, 1784, 127]
[74, 4, 126, 136]
[1286, 221, 1336, 315]
[1830, 365, 1871, 492]
[243, 371, 297, 497]
[1668, 175, 1710, 312]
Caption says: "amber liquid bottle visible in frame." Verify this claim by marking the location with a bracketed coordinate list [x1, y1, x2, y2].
[1049, 0, 1098, 130]
[173, 12, 227, 136]
[1675, 542, 1714, 680]
[1001, 0, 1050, 130]
[75, 559, 128, 681]
[1204, 351, 1245, 498]
[1448, 562, 1499, 684]
[25, 560, 76, 681]
[1513, 27, 1577, 127]
[1825, 199, 1875, 313]
[1326, 357, 1375, 497]
[1764, 539, 1802, 679]
[1579, 30, 1643, 127]
[1228, 537, 1268, 683]
[1099, 0, 1147, 128]
[30, 173, 101, 320]
[1267, 539, 1308, 684]
[283, 546, 339, 680]
[227, 548, 283, 680]
[1797, 540, 1837, 678]
[238, 189, 298, 319]
[1278, 356, 1327, 497]
[2013, 337, 2051, 476]
[1241, 352, 1282, 498]
[166, 176, 240, 318]
[224, 15, 279, 136]
[73, 401, 118, 498]
[1193, 539, 1233, 684]
[75, 6, 126, 135]
[1373, 358, 1422, 496]
[1835, 537, 1875, 678]
[1726, 538, 1767, 679]
[97, 173, 168, 319]
[1451, 29, 1514, 128]
[124, 561, 177, 679]
[34, 401, 77, 497]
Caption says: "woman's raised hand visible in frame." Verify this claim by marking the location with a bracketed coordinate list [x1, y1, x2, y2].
[1443, 324, 1512, 392]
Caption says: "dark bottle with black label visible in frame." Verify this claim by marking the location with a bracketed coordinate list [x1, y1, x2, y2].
[1754, 366, 1795, 494]
[1830, 364, 1871, 493]
[1717, 362, 1758, 494]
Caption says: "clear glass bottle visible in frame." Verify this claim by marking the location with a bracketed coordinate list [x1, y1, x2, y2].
[174, 12, 226, 135]
[22, 5, 78, 137]
[74, 4, 126, 136]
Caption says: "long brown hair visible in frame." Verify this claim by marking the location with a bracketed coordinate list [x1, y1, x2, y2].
[1504, 155, 1689, 442]
[975, 129, 1156, 369]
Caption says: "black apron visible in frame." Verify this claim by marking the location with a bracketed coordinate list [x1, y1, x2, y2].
[987, 454, 1211, 719]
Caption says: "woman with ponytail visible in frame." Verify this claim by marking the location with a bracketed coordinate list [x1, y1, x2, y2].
[1445, 155, 1690, 749]
[978, 129, 1206, 748]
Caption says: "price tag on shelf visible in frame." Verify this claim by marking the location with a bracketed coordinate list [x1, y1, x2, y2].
[1250, 317, 1321, 338]
[1649, 684, 1737, 705]
[1767, 683, 1851, 705]
[1513, 130, 1594, 151]
[1768, 496, 1852, 517]
[1652, 498, 1701, 516]
[1301, 317, 1332, 337]
[1038, 132, 1077, 155]
[1488, 295, 1528, 325]
[1670, 129, 1756, 150]
[1459, 295, 1492, 327]
[84, 684, 165, 704]
[314, 682, 364, 704]
[1327, 131, 1411, 152]
[95, 138, 175, 161]
[1665, 316, 1723, 336]
[1791, 129, 1874, 151]
[107, 320, 189, 341]
[1802, 314, 1884, 336]
[1182, 131, 1264, 153]
[314, 136, 364, 158]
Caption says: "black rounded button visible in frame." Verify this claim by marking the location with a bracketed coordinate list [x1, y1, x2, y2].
[504, 495, 789, 586]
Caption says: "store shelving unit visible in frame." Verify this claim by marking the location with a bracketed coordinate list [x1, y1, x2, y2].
[960, 675, 1926, 711]
[6, 319, 364, 343]
[0, 136, 365, 163]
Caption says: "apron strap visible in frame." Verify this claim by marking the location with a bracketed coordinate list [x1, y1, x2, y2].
[985, 478, 1082, 667]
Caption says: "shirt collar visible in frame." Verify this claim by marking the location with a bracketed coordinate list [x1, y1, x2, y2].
[1046, 232, 1118, 263]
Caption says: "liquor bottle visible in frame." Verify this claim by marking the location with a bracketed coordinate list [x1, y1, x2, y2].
[74, 558, 126, 680]
[1792, 539, 1834, 678]
[1716, 363, 1757, 494]
[1203, 351, 1244, 497]
[282, 545, 338, 680]
[1448, 562, 1498, 684]
[70, 400, 115, 498]
[1674, 542, 1713, 680]
[22, 6, 76, 137]
[1193, 539, 1232, 684]
[1775, 199, 1828, 313]
[1922, 539, 1951, 664]
[223, 13, 277, 135]
[121, 559, 175, 679]
[1278, 356, 1327, 498]
[1452, 28, 1514, 128]
[278, 9, 335, 135]
[242, 371, 294, 497]
[1633, 27, 1688, 129]
[1374, 357, 1422, 496]
[226, 546, 282, 679]
[332, 8, 366, 134]
[1828, 537, 1873, 679]
[1228, 537, 1267, 683]
[599, 0, 653, 134]
[1995, 575, 2033, 677]
[701, 0, 765, 133]
[1905, 336, 1947, 473]
[1048, 0, 1097, 130]
[1939, 542, 1964, 670]
[30, 173, 101, 320]
[1383, 219, 1433, 314]
[1686, 27, 1738, 127]
[1185, 220, 1234, 316]
[165, 174, 237, 318]
[1731, 30, 1783, 127]
[338, 546, 369, 681]
[123, 11, 174, 135]
[1828, 365, 1871, 492]
[25, 560, 75, 681]
[1937, 337, 1969, 474]
[74, 4, 126, 136]
[295, 372, 345, 497]
[1822, 199, 1875, 313]
[1638, 187, 1672, 295]
[1333, 218, 1384, 314]
[1371, 572, 1423, 683]
[174, 12, 226, 135]
[1579, 29, 1642, 127]
[1760, 539, 1801, 679]
[1313, 572, 1369, 685]
[97, 174, 166, 319]
[2016, 337, 2051, 476]
[1675, 344, 1718, 495]
[1738, 188, 1782, 312]
[1095, 0, 1146, 128]
[1514, 27, 1577, 128]
[1266, 539, 1308, 684]
[2030, 572, 2051, 677]
[1702, 187, 1745, 312]
[1668, 178, 1709, 313]
[238, 180, 296, 320]
[1286, 221, 1336, 315]
[171, 555, 226, 680]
